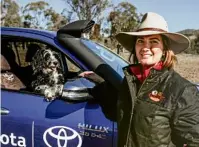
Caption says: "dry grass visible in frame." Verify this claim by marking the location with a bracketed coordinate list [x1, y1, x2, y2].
[175, 54, 199, 83]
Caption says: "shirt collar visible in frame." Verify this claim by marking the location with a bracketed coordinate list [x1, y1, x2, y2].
[129, 61, 163, 83]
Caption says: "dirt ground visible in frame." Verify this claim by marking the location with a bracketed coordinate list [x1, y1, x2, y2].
[175, 54, 199, 83]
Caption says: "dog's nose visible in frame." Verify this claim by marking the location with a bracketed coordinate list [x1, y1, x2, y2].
[53, 62, 58, 66]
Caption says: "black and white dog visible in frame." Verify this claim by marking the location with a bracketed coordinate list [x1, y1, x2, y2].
[31, 48, 65, 101]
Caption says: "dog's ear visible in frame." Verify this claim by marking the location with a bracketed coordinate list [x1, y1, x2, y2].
[33, 49, 42, 60]
[31, 49, 44, 71]
[41, 49, 48, 58]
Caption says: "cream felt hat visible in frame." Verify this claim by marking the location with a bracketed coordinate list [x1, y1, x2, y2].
[115, 12, 190, 54]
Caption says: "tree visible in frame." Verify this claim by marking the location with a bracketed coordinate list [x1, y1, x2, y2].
[44, 8, 68, 31]
[22, 1, 50, 29]
[62, 0, 112, 41]
[22, 1, 68, 30]
[62, 0, 111, 22]
[183, 33, 199, 54]
[192, 34, 199, 54]
[1, 0, 22, 27]
[105, 2, 142, 50]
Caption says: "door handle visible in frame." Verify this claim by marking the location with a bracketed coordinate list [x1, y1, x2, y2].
[1, 107, 10, 115]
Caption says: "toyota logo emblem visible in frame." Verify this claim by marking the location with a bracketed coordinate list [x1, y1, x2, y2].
[43, 126, 82, 147]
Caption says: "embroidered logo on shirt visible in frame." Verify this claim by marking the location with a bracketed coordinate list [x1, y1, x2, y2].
[149, 90, 165, 102]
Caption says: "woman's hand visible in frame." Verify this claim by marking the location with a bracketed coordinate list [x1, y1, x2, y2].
[79, 71, 95, 77]
[79, 71, 105, 84]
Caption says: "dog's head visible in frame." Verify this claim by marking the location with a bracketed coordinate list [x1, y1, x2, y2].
[32, 49, 62, 75]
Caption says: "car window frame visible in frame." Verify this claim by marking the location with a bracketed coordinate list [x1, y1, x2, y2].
[1, 35, 82, 96]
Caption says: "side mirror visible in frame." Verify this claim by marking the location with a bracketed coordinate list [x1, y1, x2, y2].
[60, 87, 94, 102]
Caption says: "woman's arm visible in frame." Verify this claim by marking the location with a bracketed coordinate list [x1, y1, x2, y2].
[91, 81, 118, 121]
[172, 84, 199, 146]
[79, 71, 118, 121]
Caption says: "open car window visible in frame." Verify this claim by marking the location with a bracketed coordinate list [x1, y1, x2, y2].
[1, 37, 82, 96]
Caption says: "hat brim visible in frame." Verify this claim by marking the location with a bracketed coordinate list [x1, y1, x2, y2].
[115, 31, 190, 54]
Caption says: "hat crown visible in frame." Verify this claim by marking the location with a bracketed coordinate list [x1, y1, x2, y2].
[138, 12, 169, 32]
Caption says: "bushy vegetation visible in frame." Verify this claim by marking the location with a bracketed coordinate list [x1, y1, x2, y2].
[178, 29, 199, 54]
[1, 0, 141, 48]
[1, 0, 198, 55]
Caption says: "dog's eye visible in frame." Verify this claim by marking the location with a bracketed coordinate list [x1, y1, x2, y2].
[44, 54, 50, 60]
[54, 54, 60, 59]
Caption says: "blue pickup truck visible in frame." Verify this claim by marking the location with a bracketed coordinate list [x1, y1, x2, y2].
[1, 20, 128, 147]
[1, 20, 198, 147]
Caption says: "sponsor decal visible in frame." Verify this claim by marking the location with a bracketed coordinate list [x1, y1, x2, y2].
[43, 126, 82, 147]
[149, 90, 165, 102]
[0, 133, 26, 147]
[78, 123, 109, 139]
[78, 123, 109, 133]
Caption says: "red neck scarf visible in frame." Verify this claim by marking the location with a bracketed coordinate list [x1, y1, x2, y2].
[129, 61, 163, 83]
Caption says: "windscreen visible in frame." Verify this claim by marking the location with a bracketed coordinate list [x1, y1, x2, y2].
[81, 39, 129, 77]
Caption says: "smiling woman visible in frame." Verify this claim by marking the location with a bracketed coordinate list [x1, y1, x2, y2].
[135, 35, 164, 66]
[79, 12, 199, 147]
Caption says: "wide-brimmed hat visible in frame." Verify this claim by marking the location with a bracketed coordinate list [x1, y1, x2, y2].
[115, 12, 190, 54]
